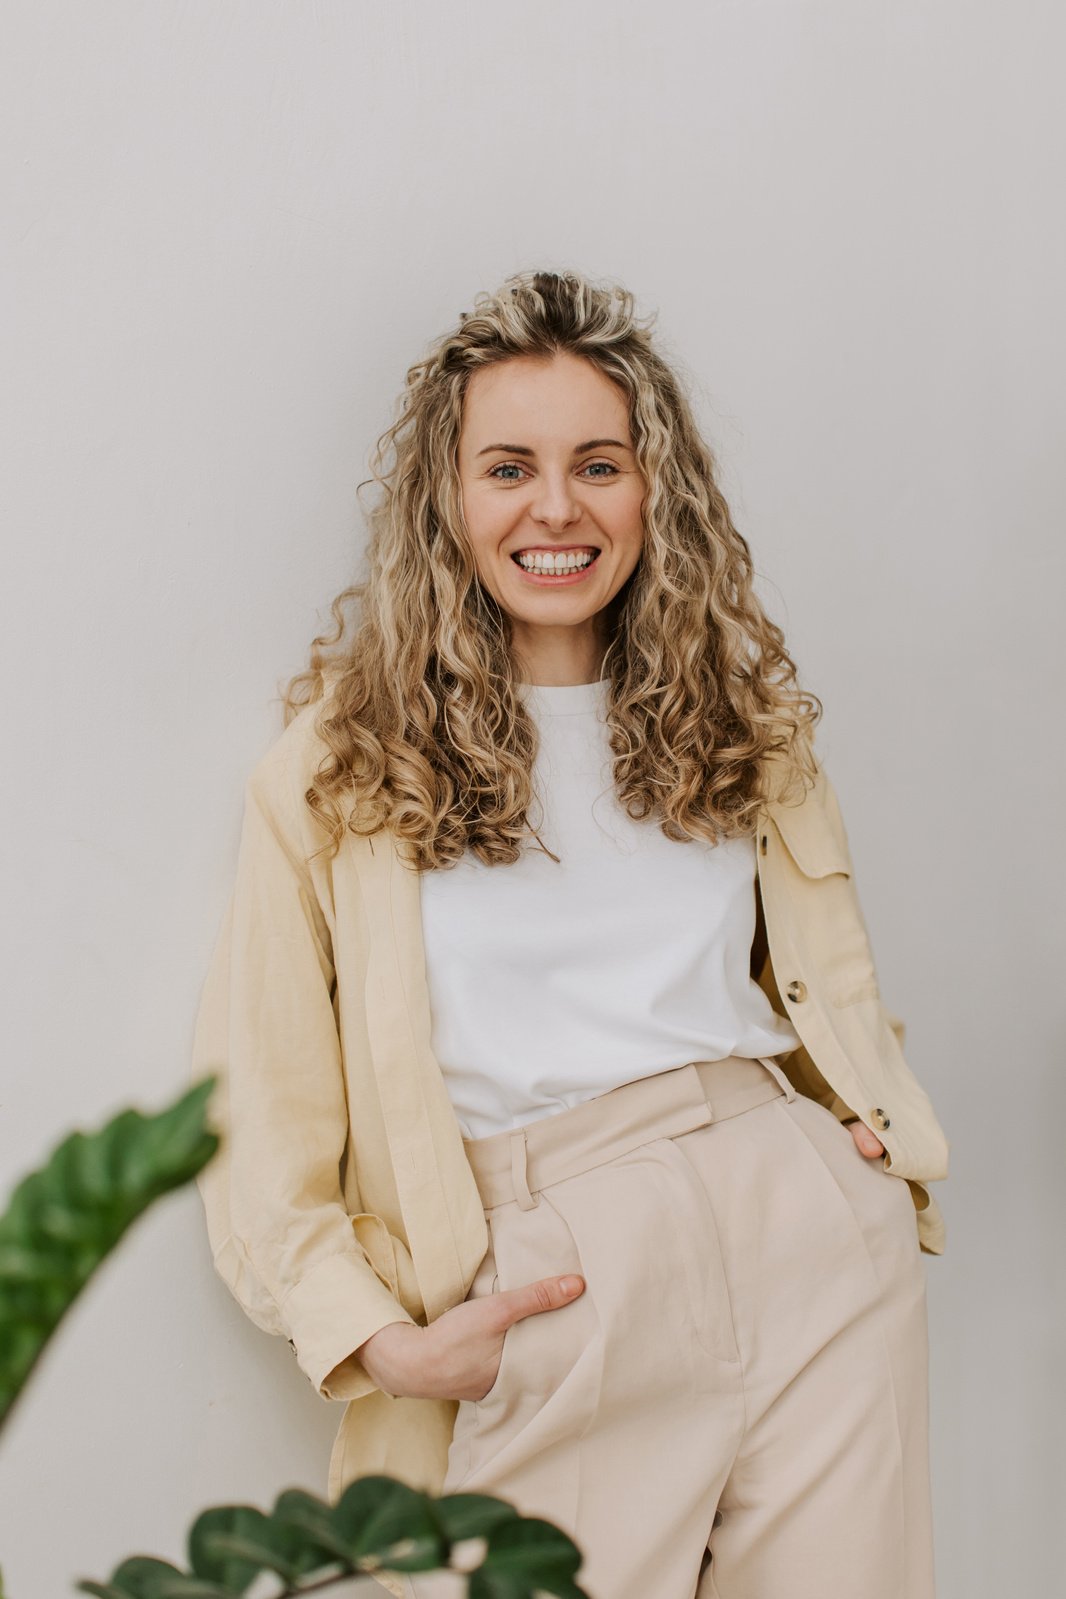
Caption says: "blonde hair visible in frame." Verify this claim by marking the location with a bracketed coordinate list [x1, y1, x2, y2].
[282, 268, 821, 870]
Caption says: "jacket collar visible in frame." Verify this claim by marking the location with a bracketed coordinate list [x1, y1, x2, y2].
[353, 830, 488, 1317]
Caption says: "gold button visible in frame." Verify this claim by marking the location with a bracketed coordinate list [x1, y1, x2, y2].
[786, 979, 807, 1003]
[871, 1107, 891, 1130]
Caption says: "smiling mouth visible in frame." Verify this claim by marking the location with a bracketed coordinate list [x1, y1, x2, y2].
[511, 548, 601, 574]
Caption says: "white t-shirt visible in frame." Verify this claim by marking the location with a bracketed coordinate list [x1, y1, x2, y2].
[419, 676, 801, 1140]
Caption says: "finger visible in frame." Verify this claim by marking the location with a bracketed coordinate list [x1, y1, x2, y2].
[848, 1122, 884, 1158]
[503, 1274, 585, 1325]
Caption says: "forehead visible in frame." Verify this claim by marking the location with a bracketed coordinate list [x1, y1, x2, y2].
[459, 352, 630, 443]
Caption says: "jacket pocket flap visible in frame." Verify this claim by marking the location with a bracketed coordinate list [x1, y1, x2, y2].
[351, 1211, 400, 1296]
[766, 791, 853, 879]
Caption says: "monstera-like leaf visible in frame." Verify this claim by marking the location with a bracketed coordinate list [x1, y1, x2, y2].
[2, 1080, 591, 1598]
[0, 1077, 219, 1432]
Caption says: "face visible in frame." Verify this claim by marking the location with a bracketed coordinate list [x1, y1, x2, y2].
[456, 351, 646, 681]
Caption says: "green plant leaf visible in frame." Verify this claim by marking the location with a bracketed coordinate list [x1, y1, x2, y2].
[330, 1475, 447, 1573]
[188, 1504, 328, 1588]
[0, 1078, 219, 1432]
[77, 1558, 233, 1599]
[269, 1489, 352, 1565]
[434, 1492, 523, 1542]
[96, 1556, 190, 1597]
[474, 1514, 588, 1599]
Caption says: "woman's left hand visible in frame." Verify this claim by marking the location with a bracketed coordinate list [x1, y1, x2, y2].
[846, 1119, 885, 1158]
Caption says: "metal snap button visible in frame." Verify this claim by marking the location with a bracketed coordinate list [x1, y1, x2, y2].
[871, 1107, 891, 1130]
[786, 979, 808, 1003]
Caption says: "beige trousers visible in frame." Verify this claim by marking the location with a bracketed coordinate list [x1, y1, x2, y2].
[404, 1054, 934, 1599]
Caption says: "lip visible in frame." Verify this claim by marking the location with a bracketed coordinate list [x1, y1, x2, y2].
[510, 548, 602, 586]
[510, 544, 601, 555]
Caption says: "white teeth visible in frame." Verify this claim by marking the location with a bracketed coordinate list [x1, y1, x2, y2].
[515, 550, 597, 573]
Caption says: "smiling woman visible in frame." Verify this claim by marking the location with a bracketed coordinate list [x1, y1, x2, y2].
[275, 270, 824, 872]
[457, 351, 646, 682]
[194, 269, 949, 1599]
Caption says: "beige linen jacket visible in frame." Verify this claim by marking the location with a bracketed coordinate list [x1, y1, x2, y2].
[192, 692, 949, 1579]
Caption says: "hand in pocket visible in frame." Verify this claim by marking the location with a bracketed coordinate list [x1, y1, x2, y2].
[841, 1115, 885, 1159]
[356, 1272, 586, 1402]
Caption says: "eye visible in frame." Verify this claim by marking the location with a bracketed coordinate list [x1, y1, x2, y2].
[489, 463, 620, 479]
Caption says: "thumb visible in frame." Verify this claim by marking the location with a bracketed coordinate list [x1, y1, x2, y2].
[506, 1275, 585, 1325]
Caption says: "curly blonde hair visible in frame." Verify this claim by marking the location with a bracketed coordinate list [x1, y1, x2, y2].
[281, 268, 822, 870]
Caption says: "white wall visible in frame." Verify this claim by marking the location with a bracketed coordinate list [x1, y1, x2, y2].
[1, 2, 1062, 1594]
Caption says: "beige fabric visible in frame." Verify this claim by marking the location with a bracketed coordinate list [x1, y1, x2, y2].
[190, 687, 950, 1597]
[404, 1054, 934, 1599]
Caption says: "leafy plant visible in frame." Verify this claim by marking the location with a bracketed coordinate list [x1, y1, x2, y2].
[0, 1081, 591, 1598]
[79, 1478, 587, 1597]
[0, 1079, 219, 1434]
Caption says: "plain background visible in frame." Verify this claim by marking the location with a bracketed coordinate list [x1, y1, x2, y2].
[1, 2, 1062, 1595]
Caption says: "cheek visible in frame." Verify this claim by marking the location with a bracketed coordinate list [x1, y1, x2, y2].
[462, 486, 518, 548]
[613, 479, 645, 530]
[605, 486, 646, 552]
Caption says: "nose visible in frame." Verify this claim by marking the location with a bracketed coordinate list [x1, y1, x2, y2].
[529, 468, 581, 531]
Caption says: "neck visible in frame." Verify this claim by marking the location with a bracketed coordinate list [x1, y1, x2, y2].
[509, 622, 609, 687]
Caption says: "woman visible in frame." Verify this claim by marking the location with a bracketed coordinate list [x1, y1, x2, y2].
[193, 270, 950, 1599]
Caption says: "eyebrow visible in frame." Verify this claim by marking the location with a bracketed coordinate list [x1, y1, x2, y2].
[476, 438, 631, 458]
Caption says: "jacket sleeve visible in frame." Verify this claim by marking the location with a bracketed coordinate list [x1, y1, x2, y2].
[192, 742, 416, 1402]
[819, 756, 911, 1059]
[752, 750, 909, 1127]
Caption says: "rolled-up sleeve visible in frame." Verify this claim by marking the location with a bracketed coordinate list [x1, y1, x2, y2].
[192, 743, 416, 1401]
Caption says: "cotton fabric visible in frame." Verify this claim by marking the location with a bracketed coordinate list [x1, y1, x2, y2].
[404, 1053, 934, 1599]
[190, 679, 950, 1599]
[419, 675, 799, 1139]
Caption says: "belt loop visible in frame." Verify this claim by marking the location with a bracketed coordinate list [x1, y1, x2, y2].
[510, 1130, 539, 1210]
[758, 1055, 797, 1102]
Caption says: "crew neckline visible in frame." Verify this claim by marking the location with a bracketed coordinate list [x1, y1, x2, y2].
[516, 677, 609, 716]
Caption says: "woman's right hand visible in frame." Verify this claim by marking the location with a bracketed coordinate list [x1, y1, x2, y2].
[354, 1273, 586, 1402]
